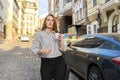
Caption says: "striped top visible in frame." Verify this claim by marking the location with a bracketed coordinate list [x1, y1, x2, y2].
[31, 30, 62, 58]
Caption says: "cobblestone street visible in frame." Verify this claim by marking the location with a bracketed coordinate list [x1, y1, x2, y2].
[0, 40, 82, 80]
[0, 40, 41, 80]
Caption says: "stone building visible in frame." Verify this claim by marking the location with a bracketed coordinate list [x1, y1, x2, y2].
[0, 0, 7, 42]
[5, 0, 19, 41]
[49, 0, 73, 34]
[21, 0, 38, 36]
[87, 0, 120, 34]
[48, 0, 120, 35]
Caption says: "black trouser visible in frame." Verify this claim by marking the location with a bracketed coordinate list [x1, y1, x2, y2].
[41, 56, 66, 80]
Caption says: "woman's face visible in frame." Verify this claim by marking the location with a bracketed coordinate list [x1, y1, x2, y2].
[45, 16, 54, 30]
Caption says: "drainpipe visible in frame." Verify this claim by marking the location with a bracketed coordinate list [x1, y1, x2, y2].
[84, 0, 89, 25]
[97, 8, 102, 32]
[83, 0, 89, 35]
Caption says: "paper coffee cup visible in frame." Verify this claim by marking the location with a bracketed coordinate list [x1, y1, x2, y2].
[55, 33, 60, 39]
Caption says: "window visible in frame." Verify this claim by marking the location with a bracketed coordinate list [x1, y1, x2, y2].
[26, 2, 30, 7]
[87, 25, 91, 34]
[99, 41, 120, 50]
[56, 0, 59, 8]
[105, 0, 110, 3]
[72, 37, 105, 48]
[75, 12, 78, 22]
[74, 0, 77, 2]
[79, 8, 82, 20]
[67, 0, 72, 2]
[0, 1, 3, 9]
[93, 25, 97, 33]
[77, 11, 79, 21]
[93, 0, 97, 6]
[112, 25, 117, 33]
[112, 15, 119, 33]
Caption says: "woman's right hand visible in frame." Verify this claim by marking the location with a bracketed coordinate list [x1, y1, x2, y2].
[39, 49, 51, 54]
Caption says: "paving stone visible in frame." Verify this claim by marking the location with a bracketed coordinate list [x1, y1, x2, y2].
[0, 40, 83, 80]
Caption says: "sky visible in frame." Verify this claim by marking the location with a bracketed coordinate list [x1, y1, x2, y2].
[38, 0, 48, 16]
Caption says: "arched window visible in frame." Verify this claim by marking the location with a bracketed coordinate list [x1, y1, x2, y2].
[112, 15, 119, 32]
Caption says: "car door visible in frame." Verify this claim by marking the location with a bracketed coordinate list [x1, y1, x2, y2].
[65, 38, 91, 77]
[68, 38, 93, 76]
[73, 37, 105, 75]
[65, 46, 79, 70]
[65, 37, 105, 77]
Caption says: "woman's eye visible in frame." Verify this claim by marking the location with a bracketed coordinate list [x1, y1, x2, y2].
[47, 19, 50, 21]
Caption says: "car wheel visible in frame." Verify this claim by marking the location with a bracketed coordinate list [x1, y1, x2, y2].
[88, 66, 103, 80]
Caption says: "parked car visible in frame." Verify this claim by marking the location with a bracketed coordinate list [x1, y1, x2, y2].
[21, 35, 29, 42]
[64, 33, 120, 80]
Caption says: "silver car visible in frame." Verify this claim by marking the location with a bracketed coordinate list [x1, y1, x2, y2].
[21, 35, 29, 42]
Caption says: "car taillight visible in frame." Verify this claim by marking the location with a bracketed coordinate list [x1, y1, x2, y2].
[111, 56, 120, 66]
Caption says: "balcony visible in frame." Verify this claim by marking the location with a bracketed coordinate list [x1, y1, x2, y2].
[23, 1, 37, 10]
[101, 0, 120, 11]
[62, 1, 72, 15]
[23, 9, 36, 14]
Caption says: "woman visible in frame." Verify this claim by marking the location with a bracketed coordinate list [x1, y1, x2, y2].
[31, 14, 66, 80]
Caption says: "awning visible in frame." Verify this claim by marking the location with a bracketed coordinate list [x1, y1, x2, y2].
[67, 24, 84, 28]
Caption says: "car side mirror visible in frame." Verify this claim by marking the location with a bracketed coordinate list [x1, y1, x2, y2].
[67, 42, 71, 47]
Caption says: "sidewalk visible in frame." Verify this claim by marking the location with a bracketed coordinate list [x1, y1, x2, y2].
[0, 39, 17, 47]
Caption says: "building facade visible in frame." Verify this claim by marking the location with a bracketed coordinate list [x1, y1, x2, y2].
[49, 0, 73, 34]
[48, 0, 120, 35]
[0, 0, 19, 42]
[5, 0, 19, 41]
[16, 0, 24, 38]
[87, 0, 120, 34]
[0, 0, 39, 43]
[48, 0, 87, 35]
[0, 0, 7, 42]
[72, 0, 88, 35]
[22, 0, 38, 36]
[16, 0, 38, 36]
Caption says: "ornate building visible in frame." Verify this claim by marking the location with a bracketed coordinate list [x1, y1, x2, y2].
[48, 0, 120, 35]
[0, 0, 6, 42]
[87, 0, 120, 34]
[5, 0, 19, 41]
[48, 0, 73, 34]
[22, 0, 38, 36]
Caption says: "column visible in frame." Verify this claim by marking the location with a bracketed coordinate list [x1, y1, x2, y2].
[118, 14, 120, 33]
[72, 12, 76, 34]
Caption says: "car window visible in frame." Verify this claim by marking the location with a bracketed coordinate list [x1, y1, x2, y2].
[71, 37, 105, 48]
[99, 41, 120, 50]
[107, 35, 120, 42]
[113, 36, 120, 42]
